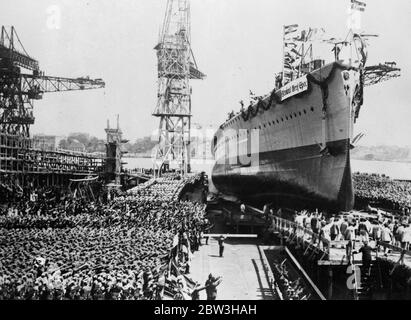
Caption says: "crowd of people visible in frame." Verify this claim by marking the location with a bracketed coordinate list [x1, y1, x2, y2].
[354, 172, 411, 213]
[272, 259, 312, 300]
[0, 174, 209, 300]
[292, 209, 411, 259]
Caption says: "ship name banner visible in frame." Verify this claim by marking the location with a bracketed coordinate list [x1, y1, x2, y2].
[280, 76, 308, 101]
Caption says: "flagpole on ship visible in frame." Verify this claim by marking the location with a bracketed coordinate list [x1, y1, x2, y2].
[282, 25, 285, 87]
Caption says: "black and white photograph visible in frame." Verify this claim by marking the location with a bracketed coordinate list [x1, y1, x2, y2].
[0, 0, 410, 308]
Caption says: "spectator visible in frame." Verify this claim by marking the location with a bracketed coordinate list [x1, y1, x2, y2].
[0, 174, 208, 300]
[345, 222, 357, 262]
[353, 240, 377, 276]
[218, 235, 226, 258]
[205, 274, 222, 301]
[396, 224, 406, 250]
[330, 217, 340, 241]
[340, 217, 349, 240]
[403, 224, 411, 251]
[381, 223, 393, 256]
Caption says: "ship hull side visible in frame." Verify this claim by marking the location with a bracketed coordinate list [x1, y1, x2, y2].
[212, 138, 353, 211]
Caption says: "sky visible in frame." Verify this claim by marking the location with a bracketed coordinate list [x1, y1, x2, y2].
[0, 0, 410, 146]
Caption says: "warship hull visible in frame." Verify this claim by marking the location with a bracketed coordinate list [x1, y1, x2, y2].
[212, 62, 360, 211]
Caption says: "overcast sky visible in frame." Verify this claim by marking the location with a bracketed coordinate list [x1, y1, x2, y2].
[1, 0, 410, 146]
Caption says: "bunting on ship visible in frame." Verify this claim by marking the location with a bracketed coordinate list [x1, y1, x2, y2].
[280, 75, 308, 101]
[351, 0, 366, 12]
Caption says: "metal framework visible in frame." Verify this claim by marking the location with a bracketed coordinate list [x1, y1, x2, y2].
[0, 26, 106, 194]
[0, 26, 105, 137]
[105, 115, 128, 185]
[153, 0, 204, 177]
[0, 132, 104, 196]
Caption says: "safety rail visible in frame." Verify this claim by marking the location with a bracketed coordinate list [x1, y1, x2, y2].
[257, 245, 284, 300]
[271, 215, 331, 259]
[378, 242, 411, 265]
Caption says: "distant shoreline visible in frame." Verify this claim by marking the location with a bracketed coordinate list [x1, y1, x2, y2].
[352, 157, 411, 164]
[124, 154, 152, 159]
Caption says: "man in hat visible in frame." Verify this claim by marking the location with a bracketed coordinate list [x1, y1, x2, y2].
[353, 240, 377, 277]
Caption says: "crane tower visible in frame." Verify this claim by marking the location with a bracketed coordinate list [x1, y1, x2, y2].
[0, 26, 105, 138]
[153, 0, 205, 176]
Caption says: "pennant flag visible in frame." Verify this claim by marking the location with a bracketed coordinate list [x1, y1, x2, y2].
[284, 24, 298, 35]
[283, 62, 293, 70]
[284, 24, 298, 30]
[306, 28, 326, 42]
[292, 30, 308, 42]
[351, 0, 366, 12]
[285, 56, 296, 64]
[284, 42, 298, 49]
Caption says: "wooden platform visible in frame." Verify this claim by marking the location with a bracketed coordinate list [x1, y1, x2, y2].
[247, 205, 411, 268]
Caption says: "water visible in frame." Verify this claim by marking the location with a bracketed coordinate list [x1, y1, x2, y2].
[124, 158, 411, 181]
[124, 157, 214, 176]
[351, 159, 411, 180]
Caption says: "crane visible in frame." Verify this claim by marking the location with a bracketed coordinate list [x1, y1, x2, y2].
[0, 26, 105, 137]
[152, 0, 205, 177]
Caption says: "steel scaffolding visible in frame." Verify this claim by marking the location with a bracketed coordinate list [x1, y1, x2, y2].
[153, 0, 204, 177]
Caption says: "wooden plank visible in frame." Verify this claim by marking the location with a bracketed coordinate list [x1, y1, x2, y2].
[378, 242, 411, 256]
[317, 259, 362, 266]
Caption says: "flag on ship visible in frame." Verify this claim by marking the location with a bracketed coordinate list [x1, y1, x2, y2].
[351, 0, 366, 12]
[285, 56, 296, 64]
[306, 27, 326, 42]
[284, 42, 297, 49]
[292, 30, 308, 42]
[284, 24, 298, 35]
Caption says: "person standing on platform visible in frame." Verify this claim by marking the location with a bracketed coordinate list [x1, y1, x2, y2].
[353, 240, 377, 277]
[345, 221, 357, 262]
[218, 235, 226, 257]
[403, 224, 411, 251]
[330, 217, 340, 241]
[381, 223, 393, 256]
[340, 217, 349, 240]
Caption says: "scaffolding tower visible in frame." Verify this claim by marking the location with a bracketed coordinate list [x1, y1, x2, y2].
[153, 0, 205, 177]
[105, 115, 128, 186]
[0, 26, 105, 138]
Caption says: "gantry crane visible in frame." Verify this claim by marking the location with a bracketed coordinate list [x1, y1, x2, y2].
[0, 26, 105, 137]
[153, 0, 205, 177]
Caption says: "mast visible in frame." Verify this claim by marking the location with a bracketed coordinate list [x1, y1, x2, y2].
[282, 26, 286, 86]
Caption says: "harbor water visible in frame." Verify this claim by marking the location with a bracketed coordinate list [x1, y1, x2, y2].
[124, 157, 411, 181]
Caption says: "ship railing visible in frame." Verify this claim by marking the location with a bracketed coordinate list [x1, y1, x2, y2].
[271, 216, 330, 258]
[377, 241, 411, 265]
[245, 205, 331, 256]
